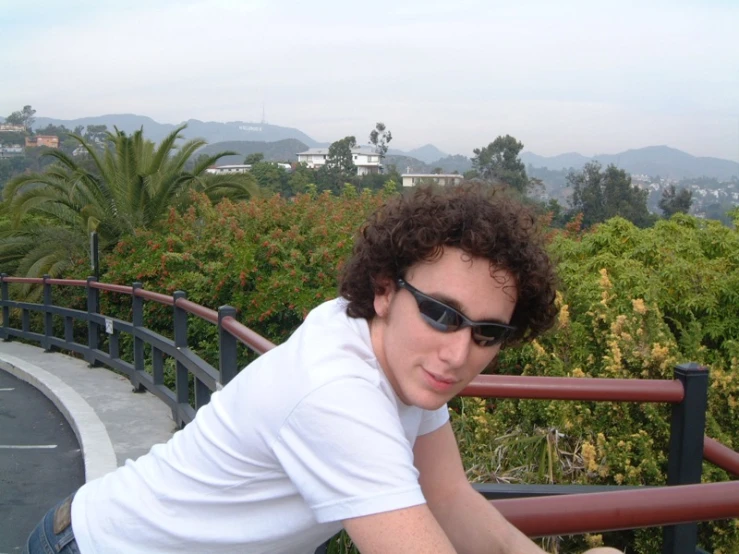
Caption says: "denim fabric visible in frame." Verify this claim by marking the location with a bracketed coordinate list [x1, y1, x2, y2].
[23, 495, 80, 554]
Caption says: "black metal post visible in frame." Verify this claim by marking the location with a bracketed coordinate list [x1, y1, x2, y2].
[42, 274, 53, 352]
[131, 282, 145, 392]
[90, 231, 99, 281]
[662, 362, 709, 554]
[173, 291, 188, 426]
[1, 274, 8, 341]
[86, 276, 100, 366]
[218, 305, 238, 387]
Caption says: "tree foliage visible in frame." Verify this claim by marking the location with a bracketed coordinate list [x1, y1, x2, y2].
[5, 105, 36, 129]
[471, 135, 530, 193]
[317, 136, 357, 193]
[250, 161, 287, 195]
[568, 162, 656, 228]
[368, 122, 392, 160]
[659, 184, 693, 218]
[0, 124, 258, 280]
[326, 136, 357, 175]
[244, 152, 265, 165]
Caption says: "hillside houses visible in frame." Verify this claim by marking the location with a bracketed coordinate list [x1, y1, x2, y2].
[297, 147, 382, 175]
[25, 135, 59, 149]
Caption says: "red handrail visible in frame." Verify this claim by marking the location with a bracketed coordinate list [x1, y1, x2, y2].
[494, 480, 739, 537]
[46, 278, 87, 287]
[91, 282, 133, 295]
[175, 298, 218, 324]
[462, 374, 685, 403]
[221, 315, 275, 355]
[2, 276, 42, 284]
[704, 436, 739, 477]
[135, 288, 174, 306]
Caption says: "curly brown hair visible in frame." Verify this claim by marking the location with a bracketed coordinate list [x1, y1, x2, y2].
[339, 184, 558, 345]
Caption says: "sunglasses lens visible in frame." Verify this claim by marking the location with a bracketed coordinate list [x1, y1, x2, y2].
[417, 299, 461, 331]
[472, 326, 510, 346]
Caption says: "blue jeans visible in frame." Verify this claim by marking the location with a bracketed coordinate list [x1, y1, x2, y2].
[24, 494, 80, 554]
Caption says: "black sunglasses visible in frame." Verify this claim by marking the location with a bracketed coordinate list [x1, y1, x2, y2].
[396, 278, 516, 347]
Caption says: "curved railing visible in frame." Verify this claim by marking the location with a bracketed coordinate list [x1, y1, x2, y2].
[1, 275, 737, 553]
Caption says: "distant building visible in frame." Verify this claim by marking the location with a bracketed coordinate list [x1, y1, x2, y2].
[401, 174, 463, 188]
[0, 144, 24, 158]
[297, 147, 382, 176]
[205, 162, 292, 175]
[0, 124, 26, 133]
[205, 164, 252, 175]
[25, 135, 59, 149]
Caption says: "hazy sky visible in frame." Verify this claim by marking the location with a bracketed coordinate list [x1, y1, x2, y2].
[1, 0, 737, 160]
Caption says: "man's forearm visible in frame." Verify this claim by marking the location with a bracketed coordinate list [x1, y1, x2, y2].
[429, 484, 546, 554]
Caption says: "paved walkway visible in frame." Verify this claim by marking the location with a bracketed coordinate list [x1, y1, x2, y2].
[0, 340, 176, 552]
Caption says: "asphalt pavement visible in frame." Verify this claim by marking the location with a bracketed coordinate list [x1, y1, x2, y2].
[0, 370, 84, 553]
[0, 341, 176, 553]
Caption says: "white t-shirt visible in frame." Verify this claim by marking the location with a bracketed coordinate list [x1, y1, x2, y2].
[71, 298, 449, 553]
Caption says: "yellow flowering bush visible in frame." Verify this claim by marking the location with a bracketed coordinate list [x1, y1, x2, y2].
[453, 215, 739, 553]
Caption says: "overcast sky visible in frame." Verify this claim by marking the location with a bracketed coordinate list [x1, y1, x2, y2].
[1, 0, 737, 160]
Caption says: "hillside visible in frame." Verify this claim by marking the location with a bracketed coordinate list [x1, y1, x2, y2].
[196, 139, 309, 165]
[405, 144, 448, 164]
[31, 114, 321, 148]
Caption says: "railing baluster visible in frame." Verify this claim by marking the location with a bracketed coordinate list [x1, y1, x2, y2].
[131, 282, 145, 392]
[663, 363, 709, 554]
[1, 274, 8, 341]
[195, 377, 211, 411]
[43, 274, 53, 352]
[218, 305, 238, 386]
[173, 291, 188, 427]
[153, 347, 164, 386]
[109, 326, 120, 359]
[22, 307, 29, 334]
[64, 316, 74, 344]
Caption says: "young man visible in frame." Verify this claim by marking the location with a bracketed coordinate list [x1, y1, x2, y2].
[26, 185, 621, 553]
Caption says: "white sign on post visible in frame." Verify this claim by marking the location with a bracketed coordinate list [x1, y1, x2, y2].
[105, 318, 114, 334]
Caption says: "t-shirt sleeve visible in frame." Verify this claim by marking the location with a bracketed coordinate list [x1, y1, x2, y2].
[271, 378, 427, 524]
[419, 404, 450, 436]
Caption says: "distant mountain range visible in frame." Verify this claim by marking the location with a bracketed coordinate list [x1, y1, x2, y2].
[520, 146, 739, 180]
[18, 114, 739, 180]
[32, 114, 321, 148]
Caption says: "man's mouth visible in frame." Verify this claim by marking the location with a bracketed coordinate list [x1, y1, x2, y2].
[423, 369, 458, 392]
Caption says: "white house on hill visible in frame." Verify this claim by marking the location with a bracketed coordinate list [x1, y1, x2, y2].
[297, 147, 382, 175]
[205, 163, 292, 175]
[205, 164, 252, 175]
[401, 174, 463, 188]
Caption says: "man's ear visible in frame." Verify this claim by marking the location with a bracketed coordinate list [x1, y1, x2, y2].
[372, 277, 395, 318]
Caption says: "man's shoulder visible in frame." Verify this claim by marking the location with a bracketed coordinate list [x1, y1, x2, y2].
[225, 298, 379, 411]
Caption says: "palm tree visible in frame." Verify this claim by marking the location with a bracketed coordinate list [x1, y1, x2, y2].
[0, 124, 258, 280]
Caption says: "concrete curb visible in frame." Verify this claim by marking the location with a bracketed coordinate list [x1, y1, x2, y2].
[0, 352, 117, 482]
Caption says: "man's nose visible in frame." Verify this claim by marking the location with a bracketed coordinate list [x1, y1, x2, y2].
[438, 327, 473, 367]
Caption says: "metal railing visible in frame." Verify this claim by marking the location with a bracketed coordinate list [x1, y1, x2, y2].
[1, 275, 738, 554]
